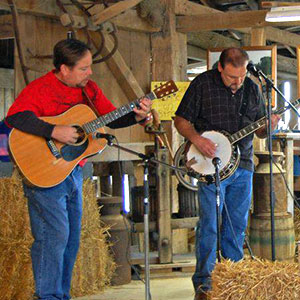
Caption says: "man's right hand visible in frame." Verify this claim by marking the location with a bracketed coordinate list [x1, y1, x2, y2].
[174, 116, 217, 159]
[191, 135, 217, 159]
[51, 125, 79, 144]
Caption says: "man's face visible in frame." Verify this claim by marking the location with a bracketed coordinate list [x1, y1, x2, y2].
[62, 50, 93, 87]
[218, 62, 248, 93]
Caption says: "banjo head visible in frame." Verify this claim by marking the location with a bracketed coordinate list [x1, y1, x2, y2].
[186, 131, 232, 175]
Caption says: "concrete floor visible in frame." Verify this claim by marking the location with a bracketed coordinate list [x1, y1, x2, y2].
[74, 276, 195, 300]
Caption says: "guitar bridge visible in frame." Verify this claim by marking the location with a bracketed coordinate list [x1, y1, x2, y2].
[46, 139, 62, 159]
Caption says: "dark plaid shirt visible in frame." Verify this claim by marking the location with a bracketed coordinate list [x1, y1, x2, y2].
[175, 68, 265, 171]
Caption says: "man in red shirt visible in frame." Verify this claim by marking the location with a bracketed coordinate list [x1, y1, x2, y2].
[5, 38, 151, 300]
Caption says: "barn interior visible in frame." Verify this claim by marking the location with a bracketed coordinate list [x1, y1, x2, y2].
[1, 1, 300, 300]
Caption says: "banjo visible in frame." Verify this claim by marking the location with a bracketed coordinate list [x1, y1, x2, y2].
[174, 98, 300, 188]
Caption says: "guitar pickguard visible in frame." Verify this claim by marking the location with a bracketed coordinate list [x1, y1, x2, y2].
[60, 140, 89, 161]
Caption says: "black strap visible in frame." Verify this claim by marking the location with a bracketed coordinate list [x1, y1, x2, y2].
[82, 88, 100, 117]
[239, 77, 251, 117]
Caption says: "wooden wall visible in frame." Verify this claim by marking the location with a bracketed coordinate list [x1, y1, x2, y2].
[0, 68, 14, 119]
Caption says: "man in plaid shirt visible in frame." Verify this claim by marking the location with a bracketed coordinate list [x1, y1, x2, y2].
[174, 48, 280, 300]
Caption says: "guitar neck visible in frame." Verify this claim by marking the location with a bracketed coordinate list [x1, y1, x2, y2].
[229, 98, 300, 144]
[82, 92, 156, 134]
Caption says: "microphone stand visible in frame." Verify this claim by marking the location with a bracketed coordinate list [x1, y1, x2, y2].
[257, 70, 299, 117]
[212, 157, 222, 263]
[254, 69, 299, 261]
[265, 76, 276, 262]
[98, 134, 199, 300]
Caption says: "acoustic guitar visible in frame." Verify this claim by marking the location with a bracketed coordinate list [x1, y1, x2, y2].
[9, 81, 178, 188]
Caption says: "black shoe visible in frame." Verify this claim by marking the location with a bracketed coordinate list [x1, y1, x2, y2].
[194, 290, 209, 300]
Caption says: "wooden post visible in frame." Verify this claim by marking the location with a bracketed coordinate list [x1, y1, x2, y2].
[250, 27, 267, 152]
[156, 147, 172, 263]
[151, 0, 187, 264]
[250, 27, 266, 46]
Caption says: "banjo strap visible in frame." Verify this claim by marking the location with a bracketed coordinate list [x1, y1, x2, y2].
[238, 77, 251, 128]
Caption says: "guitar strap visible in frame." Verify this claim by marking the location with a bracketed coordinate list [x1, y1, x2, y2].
[238, 77, 251, 128]
[82, 89, 100, 117]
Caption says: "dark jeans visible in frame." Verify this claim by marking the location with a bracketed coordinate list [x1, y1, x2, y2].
[23, 166, 83, 300]
[192, 167, 253, 292]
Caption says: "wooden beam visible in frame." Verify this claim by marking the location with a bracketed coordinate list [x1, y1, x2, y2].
[251, 27, 266, 46]
[176, 11, 300, 32]
[277, 54, 297, 75]
[91, 32, 145, 100]
[151, 0, 188, 264]
[187, 31, 241, 49]
[261, 1, 300, 8]
[0, 5, 159, 33]
[134, 217, 199, 232]
[175, 0, 218, 15]
[91, 0, 143, 26]
[60, 9, 161, 33]
[112, 9, 160, 33]
[157, 148, 172, 263]
[0, 0, 60, 20]
[151, 2, 187, 81]
[175, 0, 249, 36]
[265, 27, 300, 48]
[187, 44, 206, 61]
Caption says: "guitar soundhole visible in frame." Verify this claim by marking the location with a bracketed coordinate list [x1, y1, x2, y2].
[73, 125, 86, 144]
[60, 125, 88, 161]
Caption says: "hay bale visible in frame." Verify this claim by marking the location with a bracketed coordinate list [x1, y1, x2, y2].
[71, 179, 116, 297]
[0, 174, 115, 300]
[209, 258, 300, 299]
[0, 173, 34, 300]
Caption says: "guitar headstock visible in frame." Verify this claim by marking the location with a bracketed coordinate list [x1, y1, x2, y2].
[152, 80, 178, 99]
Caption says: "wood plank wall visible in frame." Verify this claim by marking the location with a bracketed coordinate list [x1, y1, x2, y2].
[0, 68, 14, 119]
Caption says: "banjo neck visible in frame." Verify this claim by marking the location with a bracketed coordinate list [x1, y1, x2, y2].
[229, 97, 300, 145]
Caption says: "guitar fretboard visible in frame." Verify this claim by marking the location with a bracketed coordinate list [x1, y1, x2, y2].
[229, 98, 300, 144]
[82, 92, 155, 134]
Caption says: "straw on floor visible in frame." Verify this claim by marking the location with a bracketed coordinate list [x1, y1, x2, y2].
[0, 173, 115, 300]
[208, 258, 300, 300]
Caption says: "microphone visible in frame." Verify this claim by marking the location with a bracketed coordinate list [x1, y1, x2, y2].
[247, 61, 260, 78]
[93, 132, 115, 141]
[212, 157, 221, 167]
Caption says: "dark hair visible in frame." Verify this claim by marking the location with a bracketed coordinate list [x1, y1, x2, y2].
[219, 47, 249, 69]
[53, 39, 91, 71]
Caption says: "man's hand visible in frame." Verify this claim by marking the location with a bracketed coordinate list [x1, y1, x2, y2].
[174, 116, 217, 158]
[271, 114, 281, 131]
[256, 114, 281, 138]
[192, 135, 217, 159]
[51, 125, 79, 144]
[133, 97, 152, 122]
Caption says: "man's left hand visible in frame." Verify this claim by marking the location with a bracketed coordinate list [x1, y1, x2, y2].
[133, 97, 152, 122]
[271, 114, 281, 131]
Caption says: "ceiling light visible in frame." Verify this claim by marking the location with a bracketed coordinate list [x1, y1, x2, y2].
[265, 6, 300, 22]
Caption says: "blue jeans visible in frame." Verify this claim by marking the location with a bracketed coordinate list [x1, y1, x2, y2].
[192, 167, 253, 292]
[23, 166, 83, 300]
